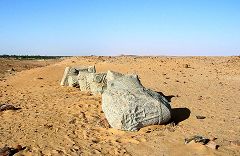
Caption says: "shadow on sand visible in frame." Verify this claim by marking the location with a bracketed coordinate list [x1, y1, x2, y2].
[157, 92, 191, 124]
[171, 108, 191, 125]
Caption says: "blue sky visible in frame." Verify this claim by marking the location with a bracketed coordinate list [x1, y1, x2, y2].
[0, 0, 239, 56]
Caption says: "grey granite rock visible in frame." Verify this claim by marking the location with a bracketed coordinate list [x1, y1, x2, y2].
[60, 66, 95, 87]
[102, 72, 172, 131]
[88, 73, 107, 94]
[78, 72, 91, 91]
[106, 70, 124, 81]
[60, 67, 71, 86]
[79, 72, 107, 94]
[68, 75, 79, 87]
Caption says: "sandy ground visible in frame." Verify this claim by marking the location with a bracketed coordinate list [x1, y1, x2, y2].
[0, 58, 61, 79]
[0, 56, 240, 156]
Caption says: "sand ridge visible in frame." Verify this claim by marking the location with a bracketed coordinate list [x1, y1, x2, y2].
[0, 56, 240, 155]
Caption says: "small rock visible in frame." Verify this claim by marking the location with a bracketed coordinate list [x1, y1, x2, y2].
[0, 145, 26, 156]
[44, 124, 53, 129]
[196, 115, 206, 119]
[206, 141, 219, 150]
[183, 64, 190, 68]
[230, 140, 240, 146]
[69, 118, 76, 124]
[210, 137, 217, 141]
[185, 135, 209, 145]
[92, 138, 100, 143]
[197, 96, 203, 100]
[6, 68, 15, 72]
[0, 104, 20, 112]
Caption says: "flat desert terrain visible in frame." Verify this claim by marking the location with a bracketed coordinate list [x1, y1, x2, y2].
[0, 56, 239, 156]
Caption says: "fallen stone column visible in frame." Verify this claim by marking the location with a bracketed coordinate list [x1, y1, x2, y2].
[60, 66, 95, 87]
[68, 75, 79, 87]
[88, 73, 107, 94]
[102, 71, 172, 131]
[60, 67, 71, 86]
[78, 72, 107, 94]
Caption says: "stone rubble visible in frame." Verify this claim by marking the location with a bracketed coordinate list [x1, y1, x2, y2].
[87, 73, 107, 94]
[60, 66, 96, 87]
[60, 67, 172, 131]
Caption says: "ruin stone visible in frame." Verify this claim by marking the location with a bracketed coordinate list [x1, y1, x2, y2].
[102, 71, 172, 131]
[78, 70, 121, 94]
[60, 66, 95, 87]
[78, 72, 107, 94]
[68, 75, 79, 87]
[105, 70, 124, 81]
[88, 73, 107, 94]
[78, 72, 91, 91]
[60, 67, 71, 86]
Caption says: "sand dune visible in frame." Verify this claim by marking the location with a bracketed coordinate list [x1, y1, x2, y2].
[0, 56, 239, 155]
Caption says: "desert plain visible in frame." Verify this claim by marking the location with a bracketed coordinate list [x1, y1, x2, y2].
[0, 56, 240, 156]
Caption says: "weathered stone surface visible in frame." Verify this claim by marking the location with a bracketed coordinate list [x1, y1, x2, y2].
[106, 70, 124, 81]
[60, 67, 71, 86]
[88, 73, 107, 94]
[78, 72, 107, 94]
[78, 72, 91, 91]
[102, 72, 172, 131]
[75, 66, 96, 73]
[60, 66, 95, 87]
[68, 75, 79, 87]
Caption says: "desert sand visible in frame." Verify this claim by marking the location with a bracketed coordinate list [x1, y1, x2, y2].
[0, 56, 239, 156]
